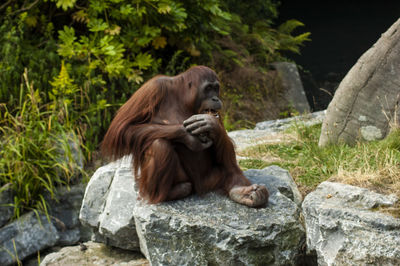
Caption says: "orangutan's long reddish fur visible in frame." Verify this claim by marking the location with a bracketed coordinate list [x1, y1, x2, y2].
[101, 66, 251, 203]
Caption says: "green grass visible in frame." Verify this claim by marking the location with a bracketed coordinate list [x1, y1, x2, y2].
[0, 73, 87, 218]
[238, 123, 400, 200]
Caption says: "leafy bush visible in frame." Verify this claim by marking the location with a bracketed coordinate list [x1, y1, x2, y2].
[0, 0, 310, 215]
[0, 1, 310, 135]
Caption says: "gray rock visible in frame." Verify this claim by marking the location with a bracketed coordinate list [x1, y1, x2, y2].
[255, 110, 325, 132]
[270, 62, 310, 114]
[0, 184, 88, 265]
[0, 183, 14, 227]
[47, 184, 87, 246]
[135, 193, 304, 266]
[66, 132, 85, 170]
[79, 157, 131, 228]
[360, 125, 383, 141]
[79, 162, 119, 228]
[80, 158, 305, 265]
[135, 167, 305, 266]
[0, 212, 59, 266]
[245, 166, 302, 206]
[302, 181, 400, 265]
[98, 166, 140, 250]
[57, 228, 81, 246]
[79, 156, 140, 250]
[228, 129, 280, 152]
[40, 241, 148, 266]
[319, 18, 400, 146]
[228, 110, 325, 151]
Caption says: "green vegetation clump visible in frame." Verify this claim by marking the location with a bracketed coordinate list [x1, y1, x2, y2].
[239, 123, 400, 202]
[0, 0, 310, 139]
[0, 71, 86, 217]
[0, 0, 310, 216]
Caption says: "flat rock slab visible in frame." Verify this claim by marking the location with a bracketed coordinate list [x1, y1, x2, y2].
[40, 241, 148, 266]
[229, 110, 325, 151]
[80, 158, 305, 265]
[245, 166, 302, 206]
[302, 181, 400, 265]
[135, 188, 304, 266]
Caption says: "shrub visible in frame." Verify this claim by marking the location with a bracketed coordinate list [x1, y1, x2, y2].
[0, 70, 86, 217]
[0, 0, 310, 216]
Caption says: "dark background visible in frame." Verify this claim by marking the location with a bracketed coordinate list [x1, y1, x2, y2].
[278, 1, 400, 110]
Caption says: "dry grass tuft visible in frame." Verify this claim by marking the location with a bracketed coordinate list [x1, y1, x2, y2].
[330, 166, 400, 198]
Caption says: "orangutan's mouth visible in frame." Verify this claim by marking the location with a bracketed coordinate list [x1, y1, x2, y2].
[202, 109, 220, 118]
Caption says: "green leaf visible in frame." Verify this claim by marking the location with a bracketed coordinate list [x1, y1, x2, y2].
[58, 26, 76, 45]
[171, 5, 187, 20]
[120, 4, 134, 16]
[133, 6, 147, 18]
[50, 61, 78, 96]
[152, 36, 167, 49]
[72, 10, 89, 24]
[88, 18, 109, 32]
[278, 19, 305, 34]
[143, 26, 161, 37]
[89, 0, 108, 13]
[158, 3, 172, 14]
[55, 0, 77, 11]
[104, 57, 125, 75]
[133, 53, 153, 70]
[136, 37, 152, 47]
[57, 27, 77, 58]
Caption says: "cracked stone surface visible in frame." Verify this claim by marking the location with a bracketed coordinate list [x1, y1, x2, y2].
[0, 212, 59, 266]
[302, 181, 400, 265]
[228, 110, 325, 152]
[79, 158, 305, 265]
[319, 18, 400, 146]
[40, 241, 148, 266]
[79, 156, 140, 251]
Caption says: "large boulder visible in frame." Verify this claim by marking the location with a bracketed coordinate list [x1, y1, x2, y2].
[79, 156, 140, 251]
[79, 158, 306, 265]
[46, 184, 89, 246]
[302, 181, 400, 265]
[271, 62, 311, 114]
[319, 18, 400, 146]
[0, 212, 59, 266]
[135, 171, 304, 265]
[0, 184, 88, 266]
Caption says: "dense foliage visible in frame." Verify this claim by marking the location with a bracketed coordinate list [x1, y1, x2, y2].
[0, 0, 309, 215]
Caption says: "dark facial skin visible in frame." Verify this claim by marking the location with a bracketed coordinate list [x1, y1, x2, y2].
[184, 80, 222, 145]
[195, 80, 222, 114]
